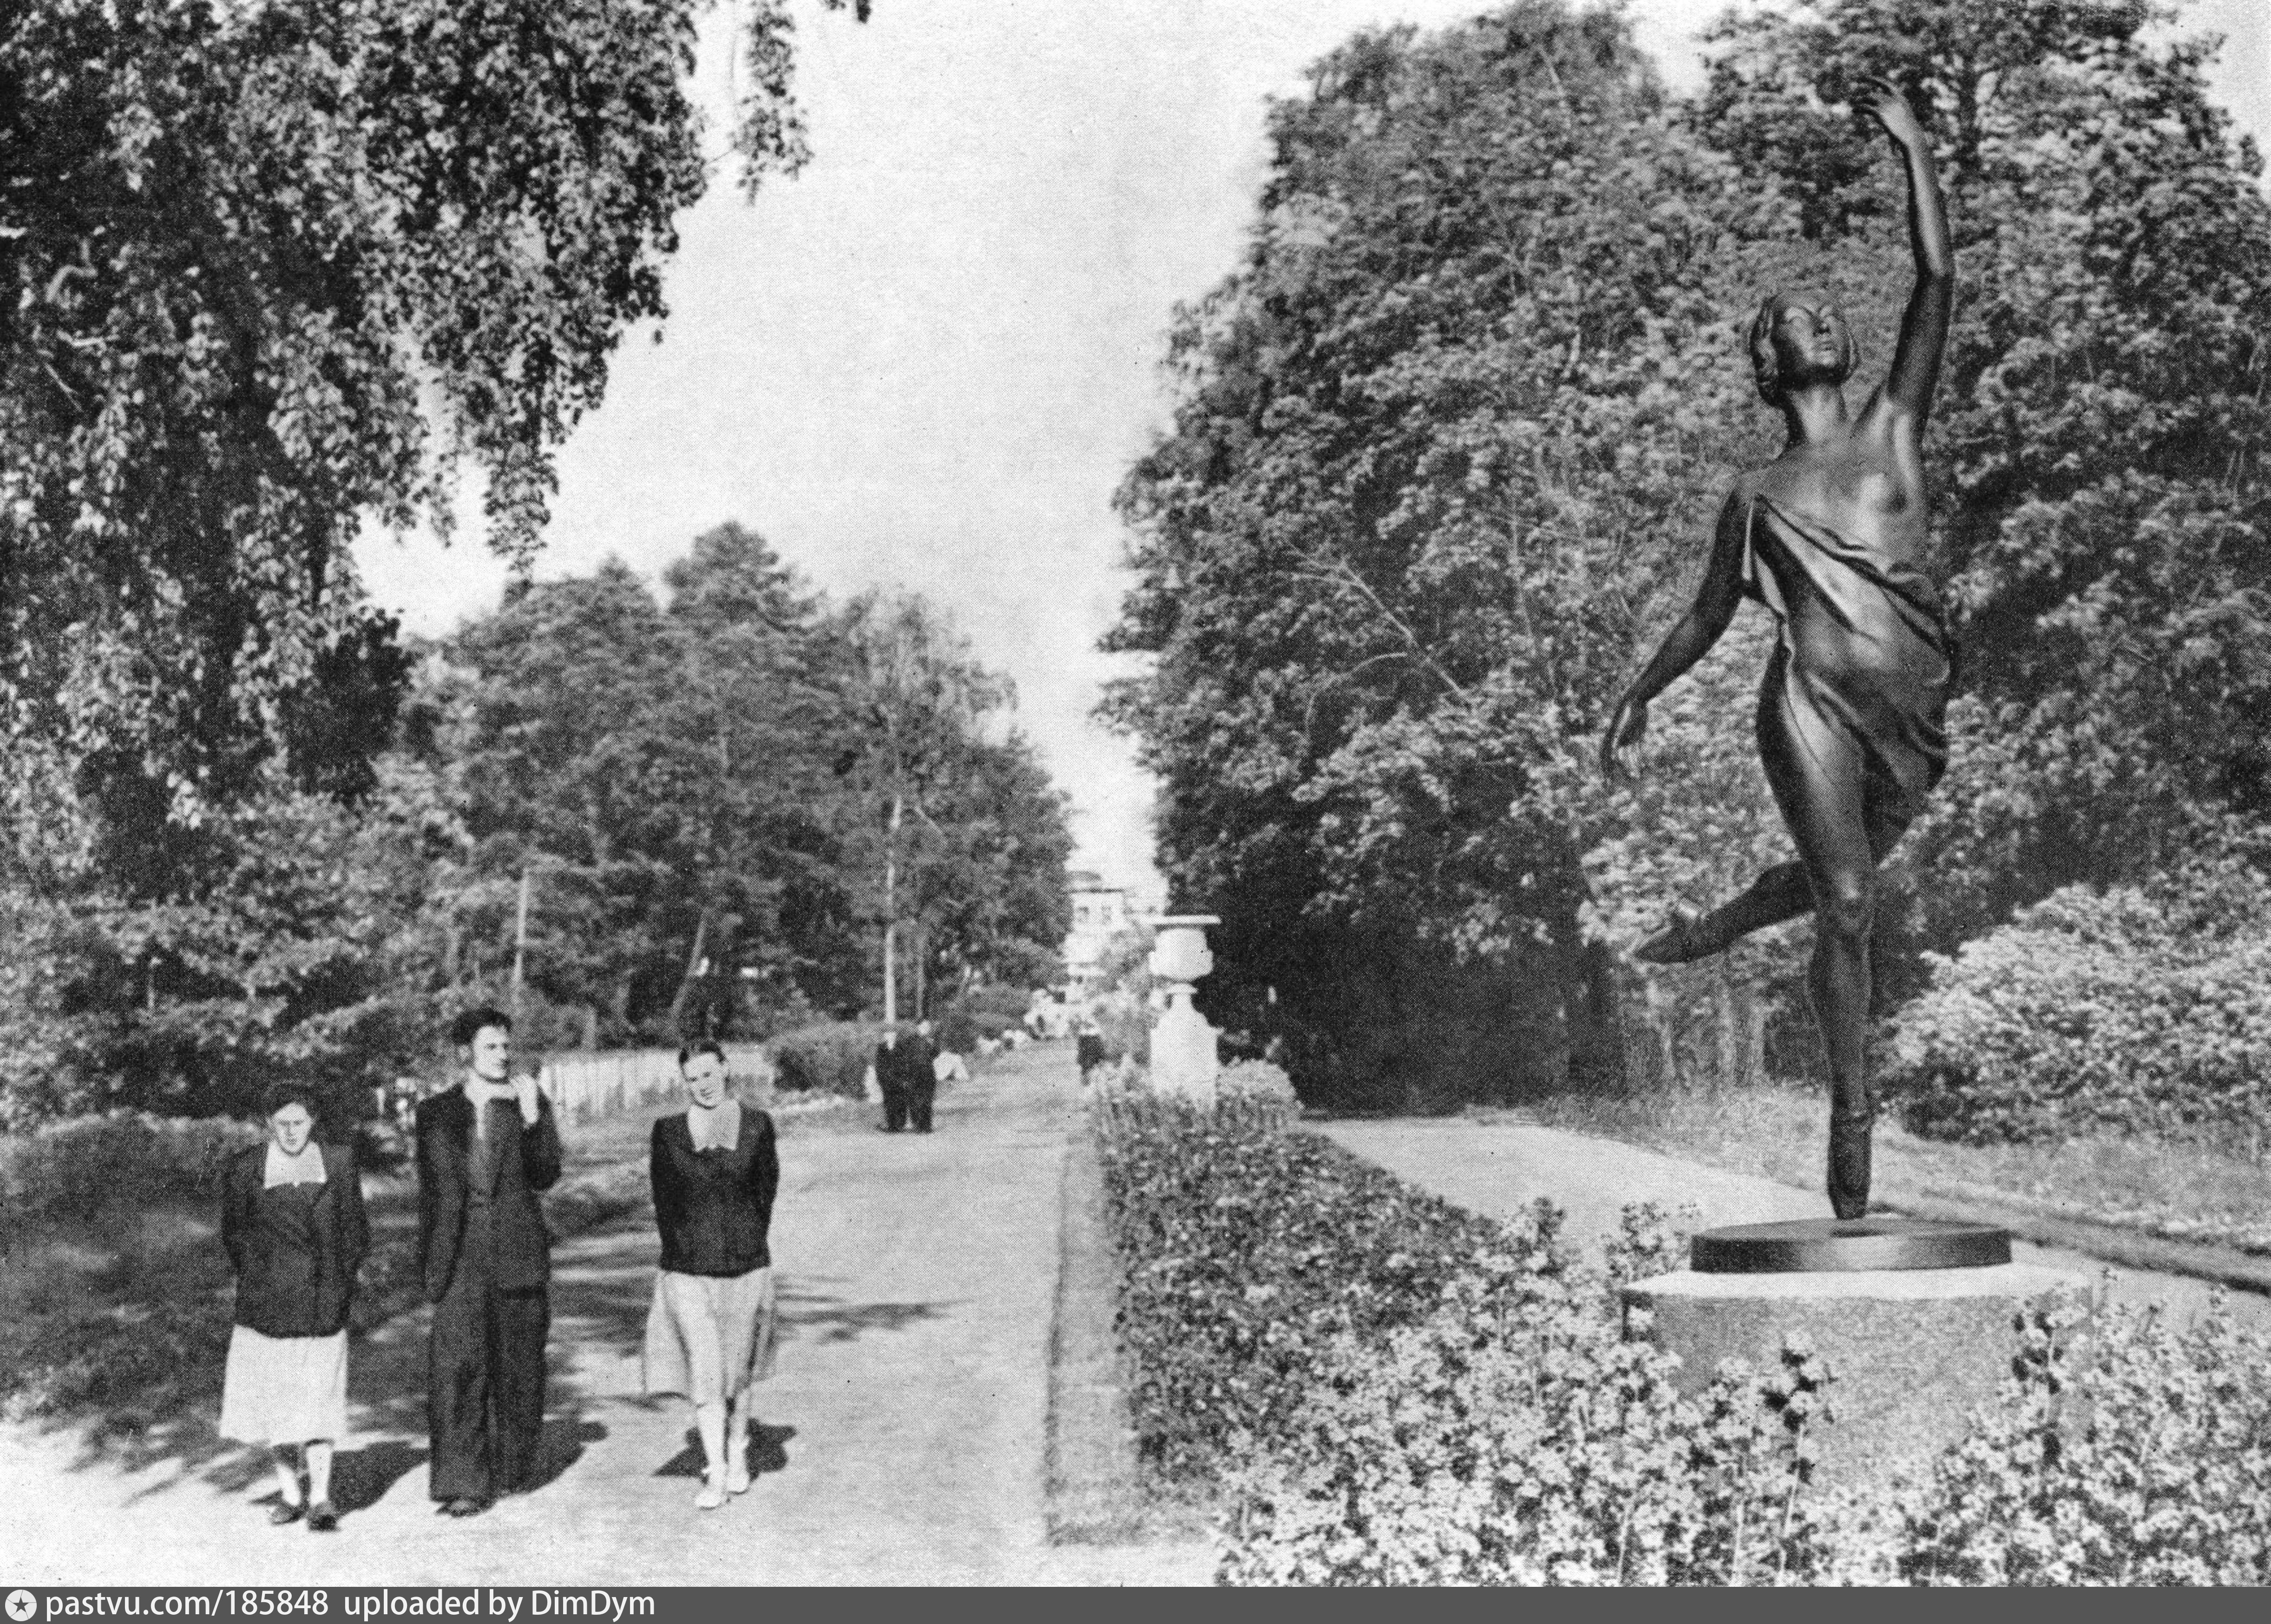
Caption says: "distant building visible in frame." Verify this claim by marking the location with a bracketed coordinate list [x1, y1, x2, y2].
[1062, 870, 1136, 998]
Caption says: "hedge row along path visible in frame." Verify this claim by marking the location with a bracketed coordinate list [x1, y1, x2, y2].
[1318, 1116, 2271, 1332]
[0, 1042, 1209, 1586]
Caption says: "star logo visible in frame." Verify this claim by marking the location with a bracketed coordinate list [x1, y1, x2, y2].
[6, 1590, 37, 1623]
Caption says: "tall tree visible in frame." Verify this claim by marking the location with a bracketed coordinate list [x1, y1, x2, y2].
[440, 544, 1070, 1042]
[0, 1, 870, 1116]
[0, 1, 864, 855]
[1106, 0, 1784, 1105]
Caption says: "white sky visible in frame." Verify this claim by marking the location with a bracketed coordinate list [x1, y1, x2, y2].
[353, 0, 2270, 903]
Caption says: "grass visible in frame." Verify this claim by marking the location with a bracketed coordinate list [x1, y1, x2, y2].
[1517, 1083, 2271, 1256]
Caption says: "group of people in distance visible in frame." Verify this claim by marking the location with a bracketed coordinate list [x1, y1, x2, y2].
[213, 1008, 781, 1528]
[873, 1017, 950, 1133]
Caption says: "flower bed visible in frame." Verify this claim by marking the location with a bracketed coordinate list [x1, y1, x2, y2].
[1092, 1070, 2271, 1585]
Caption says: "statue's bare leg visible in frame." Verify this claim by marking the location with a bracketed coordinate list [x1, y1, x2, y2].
[1632, 785, 1925, 963]
[1631, 861, 1812, 963]
[1759, 706, 1883, 1218]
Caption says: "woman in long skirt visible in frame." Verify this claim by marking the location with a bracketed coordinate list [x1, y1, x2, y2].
[643, 1040, 781, 1509]
[218, 1082, 370, 1530]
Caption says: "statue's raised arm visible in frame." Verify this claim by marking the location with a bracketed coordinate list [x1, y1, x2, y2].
[1862, 77, 1952, 430]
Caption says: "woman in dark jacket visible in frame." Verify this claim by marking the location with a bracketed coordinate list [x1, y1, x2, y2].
[218, 1081, 370, 1531]
[641, 1040, 781, 1510]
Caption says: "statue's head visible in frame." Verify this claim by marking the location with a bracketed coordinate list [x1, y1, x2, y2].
[1749, 292, 1856, 404]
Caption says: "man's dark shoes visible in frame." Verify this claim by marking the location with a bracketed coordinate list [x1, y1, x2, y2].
[439, 1496, 487, 1518]
[268, 1500, 305, 1526]
[306, 1501, 339, 1532]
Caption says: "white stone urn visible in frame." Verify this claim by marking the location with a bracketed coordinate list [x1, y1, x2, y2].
[1148, 914, 1222, 1104]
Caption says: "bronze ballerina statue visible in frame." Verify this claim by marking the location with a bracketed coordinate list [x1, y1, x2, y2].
[1600, 79, 1953, 1222]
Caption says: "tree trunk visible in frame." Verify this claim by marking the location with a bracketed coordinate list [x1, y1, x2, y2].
[1552, 909, 1627, 1096]
[669, 910, 710, 1038]
[1644, 977, 1677, 1091]
[509, 866, 532, 1028]
[1715, 966, 1739, 1098]
[882, 793, 904, 1024]
[1746, 990, 1769, 1091]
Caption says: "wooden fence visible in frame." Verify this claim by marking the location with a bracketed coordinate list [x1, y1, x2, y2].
[535, 1044, 775, 1124]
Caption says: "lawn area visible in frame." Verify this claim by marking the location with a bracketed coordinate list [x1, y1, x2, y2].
[1519, 1084, 2271, 1256]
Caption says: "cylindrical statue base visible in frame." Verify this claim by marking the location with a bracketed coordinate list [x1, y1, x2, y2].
[1623, 1261, 2086, 1486]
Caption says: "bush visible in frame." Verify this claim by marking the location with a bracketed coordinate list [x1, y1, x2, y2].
[1095, 1091, 1509, 1483]
[765, 1020, 886, 1099]
[0, 1112, 259, 1243]
[1881, 865, 2271, 1143]
[1894, 1290, 2271, 1585]
[1220, 1315, 1836, 1586]
[1089, 1058, 1300, 1145]
[929, 993, 1029, 1055]
[961, 983, 1039, 1023]
[1090, 1091, 1838, 1582]
[1218, 1059, 1299, 1118]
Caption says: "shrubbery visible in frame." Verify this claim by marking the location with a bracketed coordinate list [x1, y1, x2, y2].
[1897, 1293, 2271, 1585]
[934, 984, 1040, 1053]
[1095, 1078, 2271, 1585]
[1091, 1073, 1833, 1581]
[765, 1020, 886, 1099]
[1881, 865, 2271, 1144]
[0, 1112, 259, 1244]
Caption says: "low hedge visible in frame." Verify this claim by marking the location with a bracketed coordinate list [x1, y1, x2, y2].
[1881, 865, 2271, 1144]
[765, 1020, 886, 1099]
[1094, 1072, 2271, 1585]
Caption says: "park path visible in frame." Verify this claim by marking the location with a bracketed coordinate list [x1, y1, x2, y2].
[1316, 1116, 2271, 1330]
[1, 1043, 1203, 1587]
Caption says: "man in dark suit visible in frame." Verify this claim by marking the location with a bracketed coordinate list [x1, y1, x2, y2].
[873, 1027, 910, 1133]
[903, 1018, 942, 1134]
[416, 1006, 563, 1516]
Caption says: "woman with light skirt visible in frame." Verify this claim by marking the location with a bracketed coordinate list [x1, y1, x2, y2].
[642, 1041, 781, 1509]
[218, 1081, 369, 1531]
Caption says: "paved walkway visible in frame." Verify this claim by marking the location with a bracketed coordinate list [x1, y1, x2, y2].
[2, 1045, 1206, 1587]
[1317, 1118, 2271, 1330]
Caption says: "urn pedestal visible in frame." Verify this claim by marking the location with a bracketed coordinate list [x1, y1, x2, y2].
[1147, 914, 1222, 1104]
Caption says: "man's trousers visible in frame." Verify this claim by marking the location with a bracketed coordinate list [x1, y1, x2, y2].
[427, 1217, 549, 1502]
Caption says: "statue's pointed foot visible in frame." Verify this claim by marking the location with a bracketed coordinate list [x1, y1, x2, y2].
[1632, 909, 1712, 965]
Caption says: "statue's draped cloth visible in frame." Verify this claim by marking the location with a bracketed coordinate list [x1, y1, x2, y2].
[1742, 493, 1951, 827]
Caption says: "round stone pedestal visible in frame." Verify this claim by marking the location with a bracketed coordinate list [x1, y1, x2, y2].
[1623, 1263, 2086, 1485]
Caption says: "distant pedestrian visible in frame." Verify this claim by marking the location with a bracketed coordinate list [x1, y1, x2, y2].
[934, 1046, 971, 1092]
[643, 1041, 781, 1510]
[417, 1006, 563, 1517]
[874, 1027, 911, 1132]
[218, 1081, 370, 1532]
[1075, 1017, 1105, 1079]
[904, 1018, 942, 1133]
